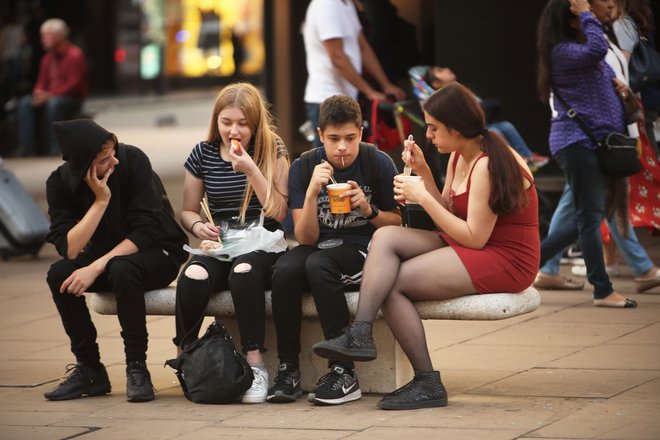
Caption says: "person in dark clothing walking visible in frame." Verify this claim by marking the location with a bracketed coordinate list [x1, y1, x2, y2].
[43, 119, 188, 402]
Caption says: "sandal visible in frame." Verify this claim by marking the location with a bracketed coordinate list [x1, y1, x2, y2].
[634, 268, 660, 293]
[533, 272, 584, 290]
[593, 298, 638, 308]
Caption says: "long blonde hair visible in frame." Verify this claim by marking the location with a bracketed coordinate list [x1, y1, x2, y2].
[206, 83, 289, 222]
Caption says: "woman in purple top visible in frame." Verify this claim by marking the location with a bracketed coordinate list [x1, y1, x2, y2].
[536, 0, 636, 307]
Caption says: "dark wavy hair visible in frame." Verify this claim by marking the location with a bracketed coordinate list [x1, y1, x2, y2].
[422, 83, 528, 216]
[619, 0, 653, 38]
[536, 0, 582, 103]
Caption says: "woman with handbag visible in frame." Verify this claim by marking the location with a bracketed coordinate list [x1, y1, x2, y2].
[174, 83, 290, 403]
[535, 0, 637, 307]
[536, 0, 659, 294]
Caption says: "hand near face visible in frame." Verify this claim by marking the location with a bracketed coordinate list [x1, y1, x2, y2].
[228, 139, 257, 175]
[402, 138, 429, 174]
[307, 161, 334, 196]
[570, 0, 590, 15]
[84, 164, 113, 203]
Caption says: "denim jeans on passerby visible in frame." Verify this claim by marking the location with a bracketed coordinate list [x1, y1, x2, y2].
[541, 185, 654, 277]
[539, 143, 613, 299]
[487, 120, 533, 158]
[305, 102, 321, 147]
[18, 94, 82, 155]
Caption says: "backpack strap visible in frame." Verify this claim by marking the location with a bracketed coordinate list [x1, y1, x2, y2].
[299, 147, 322, 190]
[359, 142, 380, 205]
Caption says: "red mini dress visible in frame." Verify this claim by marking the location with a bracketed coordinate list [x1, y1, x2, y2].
[437, 154, 540, 294]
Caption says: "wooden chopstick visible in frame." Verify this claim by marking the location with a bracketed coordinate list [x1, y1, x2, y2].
[200, 196, 221, 242]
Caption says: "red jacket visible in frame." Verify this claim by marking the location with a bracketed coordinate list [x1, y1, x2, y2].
[34, 43, 88, 99]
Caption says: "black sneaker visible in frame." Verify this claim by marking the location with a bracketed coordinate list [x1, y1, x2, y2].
[266, 363, 302, 403]
[126, 361, 154, 402]
[312, 321, 376, 362]
[307, 365, 361, 405]
[44, 363, 111, 401]
[377, 370, 448, 410]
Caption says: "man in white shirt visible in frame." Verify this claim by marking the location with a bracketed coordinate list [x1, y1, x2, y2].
[303, 0, 405, 146]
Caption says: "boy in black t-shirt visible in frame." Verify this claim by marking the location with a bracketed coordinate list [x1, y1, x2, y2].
[267, 95, 401, 405]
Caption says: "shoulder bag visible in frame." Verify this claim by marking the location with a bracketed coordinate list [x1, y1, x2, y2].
[628, 27, 660, 93]
[553, 90, 641, 178]
[165, 316, 253, 404]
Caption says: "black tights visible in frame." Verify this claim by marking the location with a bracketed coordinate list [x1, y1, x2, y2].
[354, 226, 475, 371]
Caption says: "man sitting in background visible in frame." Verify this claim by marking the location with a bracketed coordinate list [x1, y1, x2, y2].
[16, 18, 87, 157]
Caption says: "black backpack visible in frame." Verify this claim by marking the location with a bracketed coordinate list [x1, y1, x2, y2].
[298, 142, 381, 204]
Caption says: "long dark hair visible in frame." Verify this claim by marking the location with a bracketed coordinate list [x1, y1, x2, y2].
[620, 0, 653, 38]
[422, 83, 528, 216]
[537, 0, 582, 103]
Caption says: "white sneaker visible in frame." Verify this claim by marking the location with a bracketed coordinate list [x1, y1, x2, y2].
[241, 367, 268, 403]
[571, 263, 620, 277]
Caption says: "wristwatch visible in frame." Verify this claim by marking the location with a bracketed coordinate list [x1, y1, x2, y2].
[364, 204, 379, 220]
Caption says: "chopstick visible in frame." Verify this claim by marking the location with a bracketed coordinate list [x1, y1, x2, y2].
[403, 135, 413, 176]
[200, 196, 221, 242]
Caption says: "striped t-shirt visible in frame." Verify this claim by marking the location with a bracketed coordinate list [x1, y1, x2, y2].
[184, 139, 288, 227]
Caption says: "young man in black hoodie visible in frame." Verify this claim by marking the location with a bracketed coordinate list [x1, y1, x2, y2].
[43, 119, 188, 402]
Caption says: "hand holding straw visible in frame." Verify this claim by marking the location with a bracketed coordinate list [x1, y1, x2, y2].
[200, 197, 221, 243]
[322, 159, 338, 184]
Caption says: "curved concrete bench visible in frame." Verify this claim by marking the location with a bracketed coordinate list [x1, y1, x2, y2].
[88, 287, 540, 393]
[89, 287, 540, 320]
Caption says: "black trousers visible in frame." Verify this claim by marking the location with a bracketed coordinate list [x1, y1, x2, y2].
[46, 247, 184, 365]
[271, 242, 367, 370]
[174, 250, 283, 352]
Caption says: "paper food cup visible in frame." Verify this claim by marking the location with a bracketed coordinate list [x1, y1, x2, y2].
[399, 175, 422, 204]
[327, 183, 351, 214]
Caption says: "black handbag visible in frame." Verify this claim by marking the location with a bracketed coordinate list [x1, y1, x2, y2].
[401, 203, 436, 230]
[554, 91, 641, 178]
[165, 319, 253, 404]
[629, 32, 660, 93]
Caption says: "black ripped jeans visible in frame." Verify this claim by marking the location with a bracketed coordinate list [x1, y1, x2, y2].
[47, 247, 184, 365]
[174, 250, 283, 352]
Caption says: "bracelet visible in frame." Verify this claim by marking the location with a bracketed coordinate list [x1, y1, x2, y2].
[189, 220, 204, 234]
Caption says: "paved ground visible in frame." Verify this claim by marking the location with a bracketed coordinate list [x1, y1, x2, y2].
[0, 93, 659, 440]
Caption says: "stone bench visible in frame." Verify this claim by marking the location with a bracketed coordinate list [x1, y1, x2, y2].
[88, 287, 541, 393]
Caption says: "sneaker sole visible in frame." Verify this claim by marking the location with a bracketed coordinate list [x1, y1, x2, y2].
[312, 343, 376, 362]
[377, 395, 448, 410]
[266, 389, 303, 403]
[44, 385, 112, 401]
[308, 389, 362, 405]
[127, 393, 155, 403]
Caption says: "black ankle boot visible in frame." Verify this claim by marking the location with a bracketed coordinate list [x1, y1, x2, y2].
[126, 361, 154, 402]
[312, 321, 377, 362]
[377, 370, 448, 410]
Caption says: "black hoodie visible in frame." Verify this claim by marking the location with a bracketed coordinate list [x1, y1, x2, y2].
[46, 119, 188, 260]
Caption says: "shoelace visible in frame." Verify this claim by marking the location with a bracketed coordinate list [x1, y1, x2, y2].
[60, 363, 83, 385]
[251, 368, 266, 387]
[127, 367, 147, 386]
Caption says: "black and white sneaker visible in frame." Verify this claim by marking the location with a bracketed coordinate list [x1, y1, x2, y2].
[266, 363, 302, 403]
[307, 365, 361, 405]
